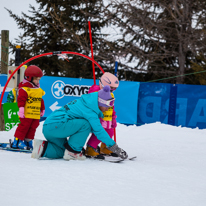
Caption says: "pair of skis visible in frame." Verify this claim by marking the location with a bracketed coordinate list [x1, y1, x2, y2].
[0, 142, 136, 163]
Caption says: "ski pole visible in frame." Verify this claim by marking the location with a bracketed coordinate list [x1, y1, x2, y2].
[113, 61, 118, 142]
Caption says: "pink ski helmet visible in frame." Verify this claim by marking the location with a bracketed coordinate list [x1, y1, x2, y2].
[99, 72, 119, 91]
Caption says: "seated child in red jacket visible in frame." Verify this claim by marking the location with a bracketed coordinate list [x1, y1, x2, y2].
[12, 65, 45, 150]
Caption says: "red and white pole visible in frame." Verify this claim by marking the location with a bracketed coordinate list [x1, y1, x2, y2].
[88, 21, 98, 85]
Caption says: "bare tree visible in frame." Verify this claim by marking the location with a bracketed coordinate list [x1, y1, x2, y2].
[105, 0, 206, 83]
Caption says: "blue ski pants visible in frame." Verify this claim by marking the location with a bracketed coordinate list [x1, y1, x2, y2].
[42, 119, 91, 159]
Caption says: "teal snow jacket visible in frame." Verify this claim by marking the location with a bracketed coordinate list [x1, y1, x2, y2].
[44, 92, 115, 147]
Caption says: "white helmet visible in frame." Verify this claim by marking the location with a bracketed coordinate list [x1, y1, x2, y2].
[100, 72, 119, 91]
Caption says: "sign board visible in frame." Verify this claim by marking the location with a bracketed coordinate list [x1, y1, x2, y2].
[3, 103, 20, 131]
[7, 65, 27, 88]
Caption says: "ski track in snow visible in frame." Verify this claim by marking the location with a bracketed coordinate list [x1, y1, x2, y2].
[0, 122, 206, 206]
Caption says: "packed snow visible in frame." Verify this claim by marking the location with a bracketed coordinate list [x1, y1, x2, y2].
[0, 122, 206, 206]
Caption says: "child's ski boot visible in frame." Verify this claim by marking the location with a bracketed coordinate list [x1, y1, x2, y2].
[12, 137, 28, 150]
[84, 145, 104, 160]
[24, 139, 33, 150]
[100, 143, 118, 157]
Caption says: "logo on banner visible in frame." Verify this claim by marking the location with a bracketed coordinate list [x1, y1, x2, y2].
[51, 80, 90, 99]
[51, 80, 66, 99]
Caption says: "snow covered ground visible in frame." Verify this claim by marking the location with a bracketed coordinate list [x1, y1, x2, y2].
[0, 122, 206, 206]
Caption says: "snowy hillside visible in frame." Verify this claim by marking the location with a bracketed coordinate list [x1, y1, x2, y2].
[0, 122, 206, 206]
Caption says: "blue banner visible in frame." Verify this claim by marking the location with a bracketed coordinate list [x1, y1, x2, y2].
[40, 76, 140, 125]
[138, 82, 206, 129]
[115, 81, 140, 124]
[137, 82, 171, 125]
[40, 76, 92, 117]
[0, 74, 12, 104]
[176, 84, 206, 129]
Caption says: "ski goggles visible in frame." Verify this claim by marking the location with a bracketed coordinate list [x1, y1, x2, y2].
[110, 87, 117, 92]
[98, 97, 115, 107]
[100, 80, 117, 92]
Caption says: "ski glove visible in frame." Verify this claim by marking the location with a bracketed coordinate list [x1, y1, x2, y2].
[18, 107, 25, 118]
[111, 115, 117, 128]
[108, 143, 128, 159]
[40, 110, 45, 117]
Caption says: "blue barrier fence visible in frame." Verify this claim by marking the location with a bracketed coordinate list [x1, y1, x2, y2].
[138, 82, 206, 129]
[1, 74, 206, 129]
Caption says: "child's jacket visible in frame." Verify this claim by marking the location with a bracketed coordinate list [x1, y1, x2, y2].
[88, 84, 116, 129]
[18, 80, 45, 119]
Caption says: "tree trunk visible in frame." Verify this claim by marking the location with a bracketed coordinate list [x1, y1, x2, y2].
[176, 42, 185, 84]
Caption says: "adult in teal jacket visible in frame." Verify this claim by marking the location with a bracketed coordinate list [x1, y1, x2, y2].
[31, 85, 128, 160]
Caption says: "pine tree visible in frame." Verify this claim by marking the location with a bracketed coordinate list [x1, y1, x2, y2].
[6, 0, 116, 78]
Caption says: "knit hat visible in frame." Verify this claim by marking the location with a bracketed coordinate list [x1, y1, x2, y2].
[98, 85, 114, 107]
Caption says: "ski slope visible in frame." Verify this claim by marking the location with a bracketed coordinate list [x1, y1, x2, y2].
[0, 122, 206, 206]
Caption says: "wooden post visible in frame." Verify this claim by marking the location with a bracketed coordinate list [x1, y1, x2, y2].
[0, 30, 9, 131]
[0, 105, 5, 131]
[1, 30, 9, 74]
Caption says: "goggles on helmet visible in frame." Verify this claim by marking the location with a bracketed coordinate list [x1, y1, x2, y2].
[110, 87, 116, 92]
[100, 80, 117, 92]
[98, 97, 115, 107]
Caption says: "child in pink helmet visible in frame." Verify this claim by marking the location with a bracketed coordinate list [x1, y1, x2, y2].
[85, 72, 119, 158]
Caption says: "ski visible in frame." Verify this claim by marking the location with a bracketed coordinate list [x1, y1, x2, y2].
[0, 143, 32, 153]
[86, 156, 136, 163]
[0, 147, 32, 153]
[86, 155, 124, 163]
[0, 143, 9, 147]
[127, 156, 137, 160]
[104, 156, 124, 163]
[103, 156, 136, 162]
[101, 154, 137, 161]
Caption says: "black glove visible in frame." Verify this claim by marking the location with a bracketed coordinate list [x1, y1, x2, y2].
[108, 143, 128, 159]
